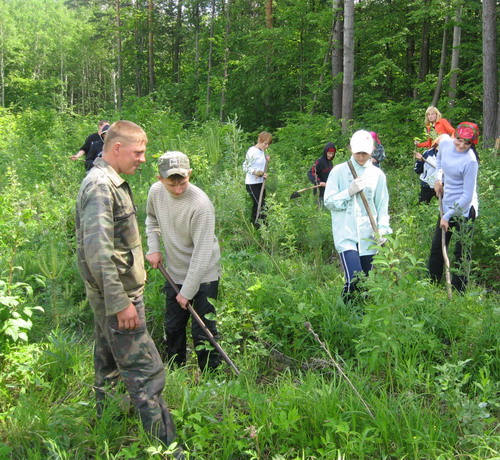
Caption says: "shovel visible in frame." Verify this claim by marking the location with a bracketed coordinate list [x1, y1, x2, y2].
[255, 158, 269, 224]
[347, 160, 378, 234]
[157, 263, 241, 376]
[290, 184, 323, 199]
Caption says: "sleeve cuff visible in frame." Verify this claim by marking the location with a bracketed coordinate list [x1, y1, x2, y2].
[106, 296, 132, 316]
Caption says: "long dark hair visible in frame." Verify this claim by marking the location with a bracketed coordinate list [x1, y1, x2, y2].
[470, 144, 480, 163]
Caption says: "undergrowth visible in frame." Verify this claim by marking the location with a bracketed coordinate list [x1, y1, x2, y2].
[0, 108, 498, 459]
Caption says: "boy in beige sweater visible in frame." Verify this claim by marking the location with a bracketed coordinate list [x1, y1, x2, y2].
[146, 151, 222, 370]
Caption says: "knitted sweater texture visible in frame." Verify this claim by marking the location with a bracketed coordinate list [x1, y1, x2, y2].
[146, 181, 221, 300]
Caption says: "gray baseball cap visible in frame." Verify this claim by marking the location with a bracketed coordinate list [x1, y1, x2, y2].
[158, 151, 191, 178]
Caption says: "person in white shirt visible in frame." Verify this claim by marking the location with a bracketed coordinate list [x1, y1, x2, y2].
[242, 131, 272, 227]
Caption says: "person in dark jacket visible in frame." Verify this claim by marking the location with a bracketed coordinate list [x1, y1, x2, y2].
[370, 132, 386, 168]
[308, 142, 336, 206]
[71, 120, 110, 171]
[85, 124, 110, 172]
[414, 147, 438, 203]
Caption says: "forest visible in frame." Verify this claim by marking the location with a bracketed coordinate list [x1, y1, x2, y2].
[0, 0, 499, 459]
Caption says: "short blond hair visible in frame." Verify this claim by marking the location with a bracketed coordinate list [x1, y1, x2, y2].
[424, 106, 442, 124]
[103, 120, 148, 153]
[258, 131, 273, 144]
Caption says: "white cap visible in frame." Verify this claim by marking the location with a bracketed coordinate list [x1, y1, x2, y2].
[350, 130, 374, 154]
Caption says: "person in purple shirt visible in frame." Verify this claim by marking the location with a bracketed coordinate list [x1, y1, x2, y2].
[428, 122, 480, 293]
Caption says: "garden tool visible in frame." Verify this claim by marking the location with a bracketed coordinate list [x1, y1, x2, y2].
[438, 196, 453, 300]
[290, 184, 323, 199]
[157, 263, 241, 376]
[347, 160, 378, 234]
[255, 158, 269, 223]
[414, 150, 436, 168]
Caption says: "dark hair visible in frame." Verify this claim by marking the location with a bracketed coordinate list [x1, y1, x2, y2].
[470, 144, 480, 163]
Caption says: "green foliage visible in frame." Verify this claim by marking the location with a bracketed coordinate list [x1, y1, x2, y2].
[0, 273, 43, 347]
[0, 110, 498, 459]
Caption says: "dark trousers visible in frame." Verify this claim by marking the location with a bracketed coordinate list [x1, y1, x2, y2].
[418, 186, 437, 204]
[246, 183, 266, 226]
[339, 249, 374, 301]
[164, 280, 221, 371]
[90, 293, 177, 446]
[427, 207, 476, 293]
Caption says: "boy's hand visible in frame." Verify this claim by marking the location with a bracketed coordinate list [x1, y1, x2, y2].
[146, 252, 162, 268]
[176, 293, 189, 310]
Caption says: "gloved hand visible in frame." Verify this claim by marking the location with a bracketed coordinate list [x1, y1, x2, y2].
[348, 177, 364, 196]
[372, 232, 387, 247]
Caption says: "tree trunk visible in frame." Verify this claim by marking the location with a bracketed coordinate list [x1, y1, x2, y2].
[406, 32, 415, 99]
[331, 0, 343, 119]
[60, 53, 66, 111]
[148, 0, 155, 93]
[432, 14, 449, 107]
[220, 0, 231, 122]
[112, 70, 118, 110]
[1, 27, 5, 108]
[309, 13, 336, 115]
[116, 0, 123, 111]
[341, 0, 354, 133]
[134, 1, 143, 97]
[482, 0, 498, 147]
[194, 0, 201, 83]
[417, 0, 430, 83]
[266, 0, 273, 28]
[206, 0, 216, 117]
[448, 5, 462, 109]
[173, 0, 182, 83]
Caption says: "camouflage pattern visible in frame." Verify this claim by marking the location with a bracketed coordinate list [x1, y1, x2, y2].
[76, 157, 177, 446]
[92, 294, 177, 445]
[76, 157, 145, 316]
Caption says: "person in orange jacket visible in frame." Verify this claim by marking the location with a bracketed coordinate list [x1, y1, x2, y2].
[414, 106, 454, 149]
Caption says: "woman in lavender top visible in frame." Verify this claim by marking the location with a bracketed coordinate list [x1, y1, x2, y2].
[428, 122, 480, 292]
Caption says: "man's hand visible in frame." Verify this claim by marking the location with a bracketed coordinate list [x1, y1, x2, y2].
[348, 177, 364, 196]
[319, 181, 326, 187]
[439, 218, 449, 232]
[146, 252, 162, 269]
[176, 293, 189, 310]
[117, 303, 139, 330]
[434, 180, 443, 197]
[415, 152, 423, 161]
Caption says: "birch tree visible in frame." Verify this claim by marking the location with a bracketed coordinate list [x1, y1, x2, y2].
[341, 0, 353, 133]
[448, 4, 462, 109]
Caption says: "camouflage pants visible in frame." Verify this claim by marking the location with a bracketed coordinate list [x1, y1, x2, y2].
[89, 291, 177, 446]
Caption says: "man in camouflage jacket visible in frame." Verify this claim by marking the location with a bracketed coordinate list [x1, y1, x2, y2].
[75, 120, 179, 451]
